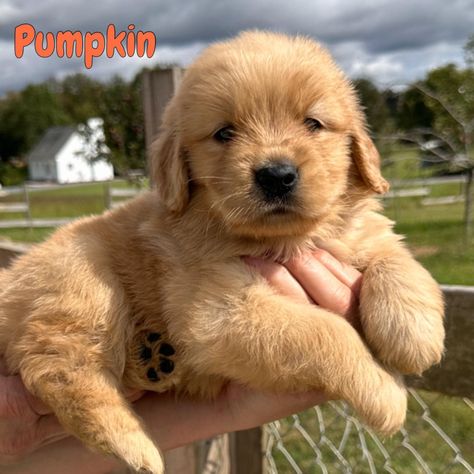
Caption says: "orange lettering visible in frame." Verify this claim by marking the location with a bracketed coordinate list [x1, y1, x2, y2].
[14, 24, 35, 58]
[126, 24, 135, 56]
[136, 31, 156, 58]
[106, 25, 125, 58]
[35, 32, 55, 57]
[57, 31, 83, 58]
[84, 32, 105, 69]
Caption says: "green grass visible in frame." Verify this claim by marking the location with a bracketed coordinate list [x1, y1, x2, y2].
[0, 181, 137, 220]
[0, 180, 143, 243]
[0, 227, 55, 243]
[384, 201, 474, 285]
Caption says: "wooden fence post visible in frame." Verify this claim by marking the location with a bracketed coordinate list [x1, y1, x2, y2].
[142, 66, 198, 473]
[229, 428, 265, 474]
[142, 66, 184, 168]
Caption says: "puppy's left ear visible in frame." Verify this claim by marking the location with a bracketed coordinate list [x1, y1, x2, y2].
[150, 103, 190, 214]
[351, 122, 389, 194]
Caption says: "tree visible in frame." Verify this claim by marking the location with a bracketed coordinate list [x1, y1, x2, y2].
[0, 84, 70, 161]
[353, 78, 391, 133]
[464, 33, 474, 67]
[99, 74, 146, 174]
[397, 86, 435, 131]
[397, 60, 474, 240]
[57, 74, 104, 123]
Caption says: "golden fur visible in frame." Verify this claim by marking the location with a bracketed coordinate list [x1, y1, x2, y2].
[0, 31, 444, 473]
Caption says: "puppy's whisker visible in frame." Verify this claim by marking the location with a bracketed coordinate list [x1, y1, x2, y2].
[203, 191, 247, 239]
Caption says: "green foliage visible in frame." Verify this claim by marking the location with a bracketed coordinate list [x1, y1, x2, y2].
[0, 83, 70, 161]
[397, 86, 435, 131]
[98, 75, 146, 174]
[353, 78, 393, 133]
[423, 64, 474, 148]
[0, 72, 146, 177]
[0, 162, 28, 186]
[464, 33, 474, 67]
[56, 74, 103, 123]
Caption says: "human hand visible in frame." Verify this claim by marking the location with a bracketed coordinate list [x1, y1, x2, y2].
[243, 248, 362, 330]
[0, 359, 66, 466]
[0, 357, 143, 472]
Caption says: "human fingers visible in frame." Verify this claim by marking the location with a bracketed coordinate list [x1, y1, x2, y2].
[311, 248, 362, 294]
[243, 257, 312, 304]
[0, 375, 52, 418]
[0, 357, 53, 417]
[285, 253, 358, 319]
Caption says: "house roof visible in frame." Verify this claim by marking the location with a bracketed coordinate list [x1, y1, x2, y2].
[27, 126, 76, 163]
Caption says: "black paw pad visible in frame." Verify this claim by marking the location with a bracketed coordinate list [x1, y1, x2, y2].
[139, 345, 152, 362]
[159, 357, 174, 374]
[147, 332, 161, 343]
[147, 367, 160, 382]
[158, 343, 175, 356]
[138, 331, 176, 383]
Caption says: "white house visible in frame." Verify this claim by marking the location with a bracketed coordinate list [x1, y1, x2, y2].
[27, 118, 114, 184]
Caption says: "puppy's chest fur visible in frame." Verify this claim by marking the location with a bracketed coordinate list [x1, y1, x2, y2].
[119, 233, 356, 397]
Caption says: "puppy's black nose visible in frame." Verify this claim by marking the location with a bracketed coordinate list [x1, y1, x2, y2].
[255, 162, 299, 200]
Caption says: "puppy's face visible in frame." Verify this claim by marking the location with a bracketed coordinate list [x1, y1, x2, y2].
[153, 32, 388, 238]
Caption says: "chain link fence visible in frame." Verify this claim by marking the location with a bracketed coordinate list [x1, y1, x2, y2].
[199, 388, 473, 474]
[264, 389, 473, 474]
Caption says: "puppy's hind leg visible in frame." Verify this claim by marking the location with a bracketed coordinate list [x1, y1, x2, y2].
[18, 356, 164, 474]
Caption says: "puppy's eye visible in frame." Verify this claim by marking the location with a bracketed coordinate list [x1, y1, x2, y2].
[304, 118, 323, 132]
[213, 126, 235, 143]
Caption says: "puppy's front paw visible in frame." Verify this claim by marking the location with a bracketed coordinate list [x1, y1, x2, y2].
[353, 371, 407, 436]
[367, 374, 407, 436]
[360, 263, 445, 375]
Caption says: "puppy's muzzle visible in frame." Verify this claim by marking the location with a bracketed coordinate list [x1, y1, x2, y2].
[254, 161, 299, 201]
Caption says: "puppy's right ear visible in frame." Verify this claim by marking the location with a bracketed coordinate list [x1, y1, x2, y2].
[351, 122, 389, 195]
[150, 105, 189, 214]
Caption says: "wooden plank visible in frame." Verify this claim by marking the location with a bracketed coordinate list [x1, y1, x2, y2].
[383, 188, 430, 199]
[229, 428, 263, 474]
[0, 241, 30, 268]
[142, 67, 184, 157]
[0, 203, 29, 212]
[164, 445, 196, 474]
[422, 195, 464, 206]
[391, 176, 467, 187]
[110, 189, 141, 197]
[199, 436, 230, 473]
[0, 218, 72, 228]
[407, 285, 474, 399]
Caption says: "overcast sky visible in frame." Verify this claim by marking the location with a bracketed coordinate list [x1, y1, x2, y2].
[0, 0, 473, 96]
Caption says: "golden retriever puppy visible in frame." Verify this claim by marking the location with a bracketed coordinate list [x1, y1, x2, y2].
[0, 31, 444, 473]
